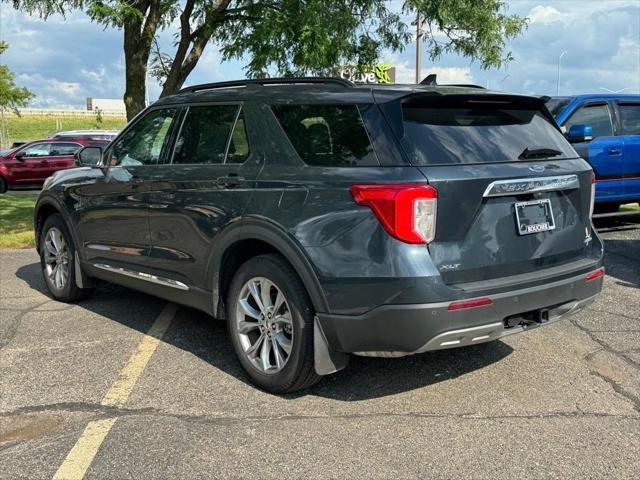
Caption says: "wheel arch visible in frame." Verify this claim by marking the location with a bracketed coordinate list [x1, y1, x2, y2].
[208, 217, 329, 319]
[34, 196, 79, 253]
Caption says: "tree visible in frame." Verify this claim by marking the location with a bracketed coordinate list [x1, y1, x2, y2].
[0, 41, 35, 147]
[7, 1, 527, 120]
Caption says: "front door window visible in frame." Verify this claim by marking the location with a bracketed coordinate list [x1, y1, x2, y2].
[107, 108, 176, 166]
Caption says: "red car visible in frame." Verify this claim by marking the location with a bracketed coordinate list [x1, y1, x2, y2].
[0, 138, 109, 193]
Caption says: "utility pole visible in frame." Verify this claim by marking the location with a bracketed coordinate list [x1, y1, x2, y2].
[415, 14, 424, 84]
[556, 50, 567, 96]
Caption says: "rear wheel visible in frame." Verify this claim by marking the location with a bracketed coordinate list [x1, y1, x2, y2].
[226, 254, 321, 393]
[39, 214, 94, 302]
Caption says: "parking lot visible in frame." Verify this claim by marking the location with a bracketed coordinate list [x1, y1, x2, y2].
[1, 216, 638, 479]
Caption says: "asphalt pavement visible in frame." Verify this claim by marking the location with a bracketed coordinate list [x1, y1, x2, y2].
[1, 216, 639, 479]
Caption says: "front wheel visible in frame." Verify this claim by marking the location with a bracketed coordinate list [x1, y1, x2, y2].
[39, 214, 94, 302]
[0, 176, 7, 194]
[226, 254, 322, 393]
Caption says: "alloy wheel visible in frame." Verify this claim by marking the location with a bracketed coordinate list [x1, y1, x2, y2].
[43, 227, 69, 290]
[235, 277, 293, 374]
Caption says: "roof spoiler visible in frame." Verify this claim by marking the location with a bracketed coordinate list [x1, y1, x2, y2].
[419, 74, 485, 89]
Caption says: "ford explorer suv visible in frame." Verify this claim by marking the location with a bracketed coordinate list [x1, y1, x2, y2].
[34, 77, 604, 393]
[0, 138, 109, 193]
[546, 94, 640, 213]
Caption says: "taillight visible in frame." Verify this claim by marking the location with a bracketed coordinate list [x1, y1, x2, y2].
[589, 171, 596, 218]
[350, 184, 437, 244]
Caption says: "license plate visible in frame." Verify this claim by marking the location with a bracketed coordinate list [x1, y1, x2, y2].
[514, 199, 555, 235]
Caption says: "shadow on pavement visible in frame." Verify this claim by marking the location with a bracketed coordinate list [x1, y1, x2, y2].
[15, 261, 513, 400]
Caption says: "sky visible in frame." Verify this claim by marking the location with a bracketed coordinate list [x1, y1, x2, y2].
[0, 0, 639, 109]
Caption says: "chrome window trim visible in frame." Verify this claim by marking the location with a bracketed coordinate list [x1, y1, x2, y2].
[482, 174, 580, 198]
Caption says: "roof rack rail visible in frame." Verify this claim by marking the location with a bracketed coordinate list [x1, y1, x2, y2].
[179, 77, 355, 94]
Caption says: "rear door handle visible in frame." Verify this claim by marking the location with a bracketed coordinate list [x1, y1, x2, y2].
[217, 175, 245, 187]
[608, 147, 622, 156]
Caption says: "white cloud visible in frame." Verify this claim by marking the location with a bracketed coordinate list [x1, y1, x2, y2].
[528, 5, 564, 24]
[387, 54, 474, 85]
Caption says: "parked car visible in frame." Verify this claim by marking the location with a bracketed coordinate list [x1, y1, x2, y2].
[0, 138, 109, 193]
[49, 130, 120, 142]
[546, 94, 640, 212]
[35, 78, 604, 393]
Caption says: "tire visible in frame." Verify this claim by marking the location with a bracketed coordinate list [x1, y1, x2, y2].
[39, 214, 94, 302]
[594, 202, 620, 214]
[0, 176, 7, 194]
[226, 254, 322, 393]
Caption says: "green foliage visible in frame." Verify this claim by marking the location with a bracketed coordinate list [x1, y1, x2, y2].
[217, 1, 410, 77]
[6, 0, 527, 117]
[8, 0, 526, 78]
[4, 114, 126, 143]
[93, 108, 103, 129]
[405, 0, 528, 69]
[0, 193, 38, 249]
[0, 42, 35, 114]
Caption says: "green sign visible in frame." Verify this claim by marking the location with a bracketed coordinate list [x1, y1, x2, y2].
[338, 63, 395, 84]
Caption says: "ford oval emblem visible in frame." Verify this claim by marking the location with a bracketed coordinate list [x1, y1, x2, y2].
[529, 164, 545, 173]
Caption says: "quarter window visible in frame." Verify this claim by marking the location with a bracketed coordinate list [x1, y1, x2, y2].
[51, 143, 82, 156]
[617, 103, 640, 135]
[173, 105, 249, 165]
[108, 108, 176, 166]
[565, 104, 613, 138]
[272, 104, 377, 167]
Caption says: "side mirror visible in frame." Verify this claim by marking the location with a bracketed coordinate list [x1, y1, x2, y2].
[14, 152, 26, 161]
[567, 124, 593, 143]
[76, 146, 103, 167]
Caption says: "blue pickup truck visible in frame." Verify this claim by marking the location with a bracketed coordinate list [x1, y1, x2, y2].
[546, 94, 639, 212]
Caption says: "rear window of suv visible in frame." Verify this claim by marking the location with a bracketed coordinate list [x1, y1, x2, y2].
[272, 104, 378, 166]
[401, 97, 576, 165]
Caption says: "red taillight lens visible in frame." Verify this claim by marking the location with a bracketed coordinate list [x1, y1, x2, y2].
[585, 268, 605, 282]
[350, 184, 437, 244]
[448, 297, 493, 311]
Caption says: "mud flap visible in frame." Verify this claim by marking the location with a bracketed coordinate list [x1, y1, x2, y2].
[314, 316, 350, 375]
[74, 252, 95, 289]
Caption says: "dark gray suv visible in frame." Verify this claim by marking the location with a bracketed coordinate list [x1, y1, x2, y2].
[34, 77, 604, 393]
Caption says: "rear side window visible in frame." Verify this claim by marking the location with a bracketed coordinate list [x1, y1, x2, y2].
[51, 143, 81, 155]
[402, 99, 575, 165]
[565, 104, 613, 138]
[173, 105, 250, 164]
[617, 103, 640, 135]
[173, 105, 237, 165]
[272, 104, 377, 167]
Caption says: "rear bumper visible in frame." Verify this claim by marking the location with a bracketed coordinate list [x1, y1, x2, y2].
[316, 267, 603, 356]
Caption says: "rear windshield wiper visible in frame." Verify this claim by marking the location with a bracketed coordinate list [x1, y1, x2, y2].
[519, 147, 563, 160]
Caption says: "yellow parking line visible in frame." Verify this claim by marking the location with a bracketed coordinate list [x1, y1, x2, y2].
[53, 303, 178, 480]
